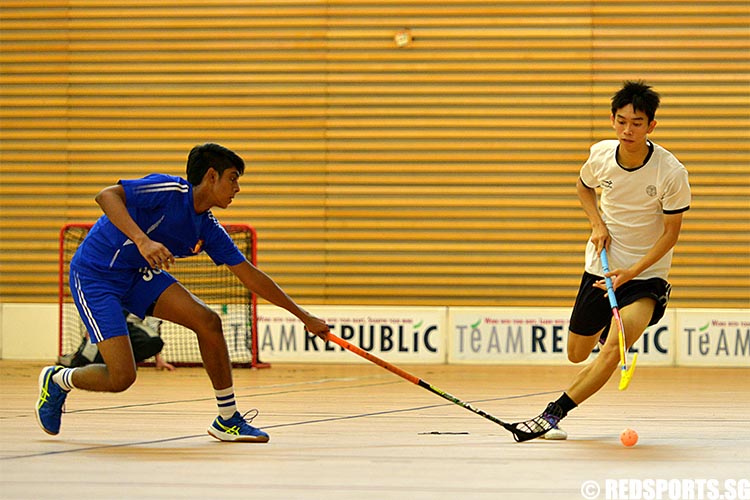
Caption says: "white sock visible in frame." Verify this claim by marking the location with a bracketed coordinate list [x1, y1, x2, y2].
[52, 367, 76, 392]
[215, 387, 237, 420]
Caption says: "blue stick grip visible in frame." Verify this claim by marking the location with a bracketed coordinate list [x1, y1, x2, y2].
[600, 248, 619, 310]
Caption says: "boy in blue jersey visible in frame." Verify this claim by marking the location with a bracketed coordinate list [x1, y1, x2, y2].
[36, 143, 331, 442]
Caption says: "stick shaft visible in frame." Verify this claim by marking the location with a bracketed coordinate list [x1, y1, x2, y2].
[599, 248, 619, 309]
[326, 333, 420, 384]
[612, 307, 628, 367]
[326, 333, 513, 429]
[600, 248, 639, 390]
[600, 248, 628, 366]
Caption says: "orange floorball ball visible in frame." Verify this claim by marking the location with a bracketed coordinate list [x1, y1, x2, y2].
[620, 428, 639, 447]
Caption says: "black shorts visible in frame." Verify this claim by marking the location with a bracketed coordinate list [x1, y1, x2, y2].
[569, 272, 671, 336]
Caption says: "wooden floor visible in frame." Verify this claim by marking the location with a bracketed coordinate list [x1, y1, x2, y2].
[1, 361, 748, 500]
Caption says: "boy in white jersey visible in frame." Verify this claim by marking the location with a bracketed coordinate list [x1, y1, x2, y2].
[36, 143, 331, 442]
[515, 81, 691, 441]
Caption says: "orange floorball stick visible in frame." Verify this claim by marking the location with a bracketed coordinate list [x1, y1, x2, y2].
[324, 332, 521, 436]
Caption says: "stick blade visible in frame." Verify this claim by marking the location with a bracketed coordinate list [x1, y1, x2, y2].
[618, 353, 638, 391]
[507, 422, 547, 442]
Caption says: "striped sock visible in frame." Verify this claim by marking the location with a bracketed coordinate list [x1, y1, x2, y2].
[52, 367, 76, 392]
[215, 387, 237, 420]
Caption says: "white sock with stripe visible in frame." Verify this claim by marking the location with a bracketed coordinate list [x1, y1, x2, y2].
[215, 387, 238, 420]
[52, 367, 77, 392]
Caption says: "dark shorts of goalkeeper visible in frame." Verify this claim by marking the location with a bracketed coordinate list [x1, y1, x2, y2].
[569, 271, 671, 337]
[64, 320, 165, 367]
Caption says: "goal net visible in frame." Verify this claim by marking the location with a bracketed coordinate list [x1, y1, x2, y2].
[58, 223, 267, 368]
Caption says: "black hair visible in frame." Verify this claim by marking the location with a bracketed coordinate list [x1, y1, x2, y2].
[611, 81, 661, 123]
[185, 143, 245, 186]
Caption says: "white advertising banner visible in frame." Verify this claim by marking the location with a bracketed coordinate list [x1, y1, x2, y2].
[448, 307, 675, 366]
[675, 309, 750, 367]
[257, 305, 447, 363]
[256, 305, 745, 367]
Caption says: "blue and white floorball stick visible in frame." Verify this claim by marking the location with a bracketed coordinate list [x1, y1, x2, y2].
[600, 248, 638, 391]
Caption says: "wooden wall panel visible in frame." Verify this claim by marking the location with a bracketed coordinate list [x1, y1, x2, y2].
[1, 1, 748, 308]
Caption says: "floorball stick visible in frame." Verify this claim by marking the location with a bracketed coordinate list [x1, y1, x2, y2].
[324, 332, 525, 437]
[600, 248, 638, 390]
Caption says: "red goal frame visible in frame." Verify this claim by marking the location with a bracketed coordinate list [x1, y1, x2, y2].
[58, 222, 268, 369]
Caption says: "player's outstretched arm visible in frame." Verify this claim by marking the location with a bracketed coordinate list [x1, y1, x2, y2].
[227, 260, 329, 338]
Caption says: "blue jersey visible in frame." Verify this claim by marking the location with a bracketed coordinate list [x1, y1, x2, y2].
[72, 174, 245, 272]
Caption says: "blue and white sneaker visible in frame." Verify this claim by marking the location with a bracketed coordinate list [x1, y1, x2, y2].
[35, 365, 68, 435]
[208, 410, 270, 443]
[542, 424, 568, 440]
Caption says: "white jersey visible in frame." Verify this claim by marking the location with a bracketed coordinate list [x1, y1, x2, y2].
[580, 139, 691, 280]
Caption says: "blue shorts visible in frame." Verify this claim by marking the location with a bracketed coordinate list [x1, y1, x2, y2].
[569, 272, 671, 336]
[70, 264, 176, 343]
